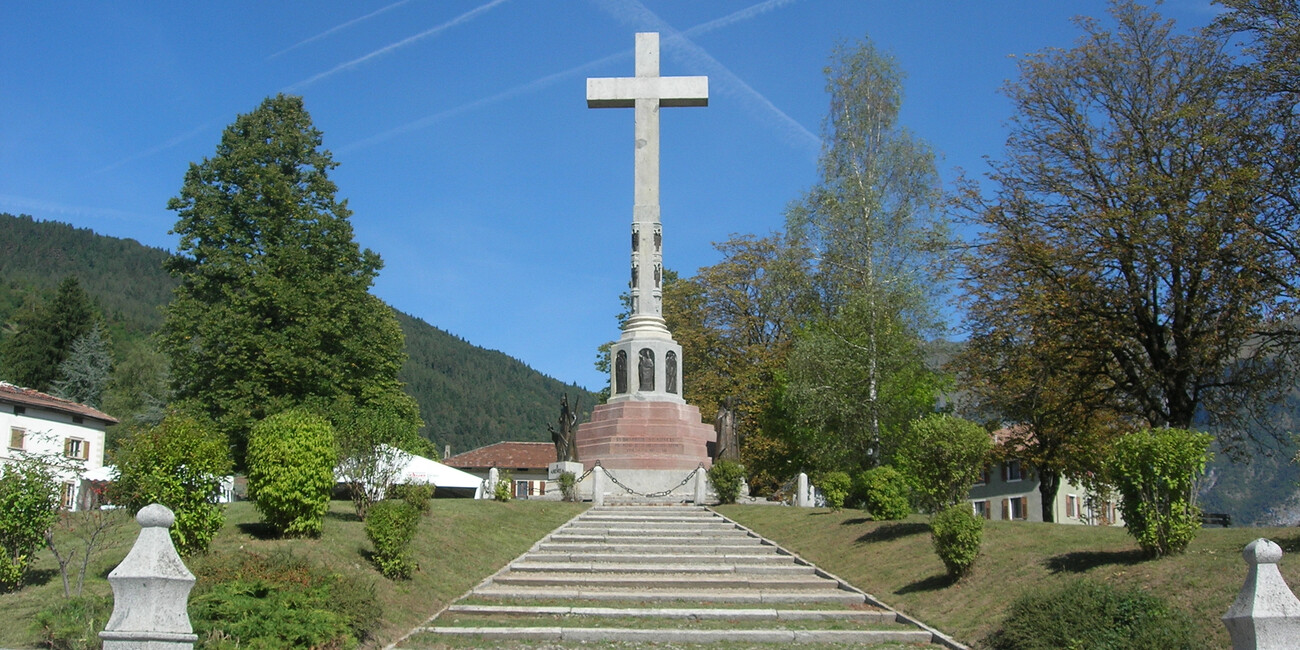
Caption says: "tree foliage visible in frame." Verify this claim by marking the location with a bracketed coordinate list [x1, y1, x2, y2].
[0, 457, 60, 591]
[160, 94, 410, 463]
[894, 414, 991, 514]
[959, 2, 1293, 452]
[246, 409, 337, 538]
[109, 410, 231, 555]
[1, 276, 96, 392]
[51, 322, 113, 409]
[930, 504, 983, 579]
[325, 394, 426, 520]
[1108, 427, 1212, 557]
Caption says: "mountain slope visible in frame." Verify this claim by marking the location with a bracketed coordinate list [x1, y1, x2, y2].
[0, 213, 596, 454]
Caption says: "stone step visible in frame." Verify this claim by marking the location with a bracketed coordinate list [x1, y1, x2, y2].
[536, 541, 773, 554]
[470, 585, 868, 604]
[444, 604, 896, 621]
[552, 528, 751, 538]
[489, 572, 841, 591]
[524, 551, 794, 564]
[564, 519, 736, 529]
[508, 561, 814, 575]
[420, 627, 934, 645]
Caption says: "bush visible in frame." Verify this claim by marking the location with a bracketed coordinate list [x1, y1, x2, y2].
[930, 504, 982, 578]
[109, 411, 231, 555]
[31, 594, 112, 650]
[246, 409, 337, 538]
[1108, 427, 1212, 556]
[707, 460, 746, 504]
[190, 550, 380, 648]
[856, 466, 911, 520]
[895, 414, 991, 513]
[365, 500, 421, 579]
[386, 482, 433, 514]
[493, 470, 514, 502]
[986, 578, 1197, 649]
[818, 471, 852, 510]
[558, 471, 578, 502]
[0, 457, 60, 591]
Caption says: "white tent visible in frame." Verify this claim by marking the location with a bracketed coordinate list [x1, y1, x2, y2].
[337, 445, 483, 499]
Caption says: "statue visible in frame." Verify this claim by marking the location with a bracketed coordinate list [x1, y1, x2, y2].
[638, 348, 655, 391]
[714, 397, 740, 461]
[548, 393, 580, 463]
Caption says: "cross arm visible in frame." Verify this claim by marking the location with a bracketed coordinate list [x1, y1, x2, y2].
[587, 76, 709, 109]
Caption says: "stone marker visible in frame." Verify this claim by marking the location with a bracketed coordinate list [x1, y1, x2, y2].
[1223, 538, 1300, 649]
[575, 32, 716, 486]
[99, 503, 198, 649]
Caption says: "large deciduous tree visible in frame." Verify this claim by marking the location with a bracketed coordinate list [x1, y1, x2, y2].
[161, 94, 417, 463]
[783, 37, 949, 470]
[960, 2, 1292, 455]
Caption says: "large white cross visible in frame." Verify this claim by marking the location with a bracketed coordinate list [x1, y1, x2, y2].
[588, 32, 708, 322]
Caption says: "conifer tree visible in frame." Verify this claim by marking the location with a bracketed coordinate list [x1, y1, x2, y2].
[0, 276, 96, 392]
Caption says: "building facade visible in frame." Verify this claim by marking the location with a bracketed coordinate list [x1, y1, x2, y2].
[0, 382, 115, 511]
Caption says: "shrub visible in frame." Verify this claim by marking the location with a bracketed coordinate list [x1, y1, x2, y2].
[493, 470, 514, 502]
[930, 504, 982, 578]
[558, 471, 578, 502]
[190, 550, 380, 648]
[818, 471, 852, 510]
[31, 594, 112, 650]
[386, 482, 433, 514]
[707, 460, 746, 504]
[246, 409, 337, 538]
[109, 411, 231, 555]
[986, 578, 1197, 649]
[0, 457, 60, 591]
[895, 414, 991, 513]
[1108, 427, 1212, 556]
[365, 500, 421, 579]
[856, 466, 911, 520]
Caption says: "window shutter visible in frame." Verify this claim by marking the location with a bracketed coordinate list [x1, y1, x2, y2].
[64, 439, 72, 456]
[1001, 463, 1008, 482]
[1001, 499, 1010, 520]
[1018, 497, 1028, 520]
[82, 441, 91, 461]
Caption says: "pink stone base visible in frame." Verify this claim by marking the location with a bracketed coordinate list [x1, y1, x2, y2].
[574, 401, 715, 471]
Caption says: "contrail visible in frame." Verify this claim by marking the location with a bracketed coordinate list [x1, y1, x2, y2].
[342, 0, 807, 152]
[267, 0, 413, 60]
[592, 0, 819, 154]
[89, 120, 220, 176]
[284, 0, 509, 93]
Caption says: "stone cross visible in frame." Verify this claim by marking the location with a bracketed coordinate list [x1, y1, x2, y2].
[587, 32, 707, 325]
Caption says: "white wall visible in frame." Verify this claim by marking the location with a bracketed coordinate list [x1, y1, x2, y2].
[0, 403, 108, 511]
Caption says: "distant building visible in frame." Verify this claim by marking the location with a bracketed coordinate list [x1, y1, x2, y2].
[0, 382, 116, 511]
[443, 441, 555, 498]
[967, 427, 1122, 526]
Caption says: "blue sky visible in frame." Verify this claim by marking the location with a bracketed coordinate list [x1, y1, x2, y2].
[1, 1, 1221, 392]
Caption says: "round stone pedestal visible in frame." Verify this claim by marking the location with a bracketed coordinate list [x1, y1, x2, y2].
[574, 401, 714, 471]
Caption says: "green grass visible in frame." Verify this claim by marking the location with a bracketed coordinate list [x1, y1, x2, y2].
[0, 499, 586, 649]
[715, 505, 1300, 649]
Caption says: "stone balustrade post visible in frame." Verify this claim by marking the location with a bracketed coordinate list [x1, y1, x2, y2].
[694, 464, 707, 504]
[796, 473, 810, 508]
[485, 467, 499, 499]
[1223, 538, 1300, 649]
[99, 503, 198, 649]
[592, 465, 607, 506]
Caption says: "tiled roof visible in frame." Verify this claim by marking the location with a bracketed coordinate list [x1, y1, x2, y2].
[0, 382, 118, 425]
[443, 441, 556, 469]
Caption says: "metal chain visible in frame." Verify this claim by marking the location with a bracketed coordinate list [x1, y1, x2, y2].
[600, 466, 700, 499]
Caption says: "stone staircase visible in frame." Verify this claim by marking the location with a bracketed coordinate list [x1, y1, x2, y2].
[399, 505, 965, 647]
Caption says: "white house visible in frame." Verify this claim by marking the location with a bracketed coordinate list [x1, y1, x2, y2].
[0, 381, 115, 510]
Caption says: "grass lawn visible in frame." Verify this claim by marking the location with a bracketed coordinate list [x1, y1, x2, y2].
[716, 505, 1300, 649]
[0, 498, 586, 649]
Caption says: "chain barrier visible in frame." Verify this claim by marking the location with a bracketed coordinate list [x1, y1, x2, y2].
[776, 474, 799, 506]
[600, 465, 701, 499]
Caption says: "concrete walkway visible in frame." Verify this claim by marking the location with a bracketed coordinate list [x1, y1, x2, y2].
[399, 505, 965, 648]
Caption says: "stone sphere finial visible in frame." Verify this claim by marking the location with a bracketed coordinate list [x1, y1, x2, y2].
[1243, 538, 1284, 565]
[136, 503, 176, 528]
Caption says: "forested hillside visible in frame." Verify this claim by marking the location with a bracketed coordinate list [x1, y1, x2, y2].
[0, 213, 596, 454]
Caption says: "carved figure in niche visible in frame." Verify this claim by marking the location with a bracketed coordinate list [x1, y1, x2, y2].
[654, 227, 662, 251]
[654, 264, 662, 288]
[638, 348, 655, 391]
[665, 350, 677, 394]
[632, 229, 639, 252]
[631, 263, 638, 288]
[615, 350, 628, 394]
[547, 393, 580, 462]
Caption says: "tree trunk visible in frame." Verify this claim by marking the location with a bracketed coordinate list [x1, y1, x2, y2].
[1038, 467, 1061, 523]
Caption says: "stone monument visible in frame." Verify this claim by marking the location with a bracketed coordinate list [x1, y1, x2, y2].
[574, 32, 716, 491]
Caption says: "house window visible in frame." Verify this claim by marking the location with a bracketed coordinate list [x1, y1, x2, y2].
[8, 427, 24, 450]
[64, 438, 90, 461]
[972, 500, 990, 519]
[60, 482, 76, 509]
[514, 480, 531, 498]
[72, 416, 83, 424]
[1002, 496, 1029, 520]
[974, 465, 990, 486]
[1066, 494, 1078, 519]
[13, 406, 25, 415]
[1004, 459, 1024, 482]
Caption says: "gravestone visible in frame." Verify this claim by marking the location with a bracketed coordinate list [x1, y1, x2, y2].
[574, 32, 717, 494]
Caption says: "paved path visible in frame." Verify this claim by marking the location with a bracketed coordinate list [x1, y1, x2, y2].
[398, 505, 965, 647]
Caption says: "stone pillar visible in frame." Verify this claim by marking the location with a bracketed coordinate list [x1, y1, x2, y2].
[694, 464, 707, 505]
[99, 504, 198, 649]
[1223, 538, 1300, 649]
[485, 467, 499, 500]
[796, 473, 810, 508]
[592, 466, 607, 506]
